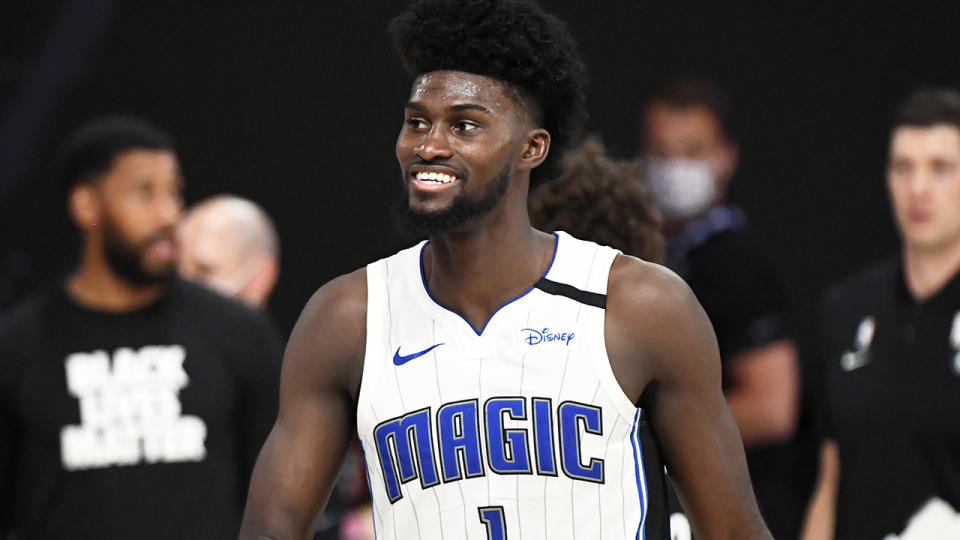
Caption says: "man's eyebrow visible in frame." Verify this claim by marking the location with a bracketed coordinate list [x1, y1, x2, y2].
[403, 102, 491, 114]
[449, 103, 490, 114]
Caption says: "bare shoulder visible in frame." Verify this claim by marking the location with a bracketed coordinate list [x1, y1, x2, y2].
[607, 254, 701, 321]
[296, 268, 368, 333]
[284, 267, 368, 399]
[605, 254, 720, 402]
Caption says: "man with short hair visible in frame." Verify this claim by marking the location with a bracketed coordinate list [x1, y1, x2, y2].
[240, 2, 771, 539]
[803, 88, 960, 540]
[0, 116, 282, 539]
[179, 194, 280, 308]
[638, 78, 803, 538]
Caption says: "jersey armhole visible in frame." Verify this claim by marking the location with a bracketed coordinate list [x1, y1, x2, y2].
[588, 251, 641, 421]
[357, 259, 388, 415]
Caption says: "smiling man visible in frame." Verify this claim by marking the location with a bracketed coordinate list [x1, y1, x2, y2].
[239, 1, 770, 539]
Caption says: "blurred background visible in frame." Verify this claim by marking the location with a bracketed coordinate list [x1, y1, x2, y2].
[2, 1, 957, 352]
[2, 1, 960, 538]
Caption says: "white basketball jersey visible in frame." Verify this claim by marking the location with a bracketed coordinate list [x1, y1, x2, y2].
[357, 231, 669, 540]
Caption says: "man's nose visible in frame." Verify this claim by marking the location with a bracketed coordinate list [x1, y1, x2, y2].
[156, 194, 183, 227]
[416, 125, 453, 161]
[908, 170, 934, 197]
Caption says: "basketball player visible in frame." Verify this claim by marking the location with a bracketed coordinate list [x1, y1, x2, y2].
[240, 1, 770, 539]
[803, 88, 960, 539]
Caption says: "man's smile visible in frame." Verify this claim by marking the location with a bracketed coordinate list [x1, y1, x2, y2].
[408, 165, 463, 193]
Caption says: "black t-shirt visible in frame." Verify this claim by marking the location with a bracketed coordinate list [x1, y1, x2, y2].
[0, 278, 283, 539]
[667, 206, 788, 362]
[666, 205, 800, 539]
[817, 257, 960, 539]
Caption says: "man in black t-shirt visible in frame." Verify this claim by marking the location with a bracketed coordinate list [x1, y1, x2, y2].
[803, 89, 960, 539]
[0, 117, 282, 539]
[638, 78, 802, 539]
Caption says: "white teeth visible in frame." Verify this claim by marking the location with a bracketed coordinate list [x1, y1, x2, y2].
[415, 171, 457, 184]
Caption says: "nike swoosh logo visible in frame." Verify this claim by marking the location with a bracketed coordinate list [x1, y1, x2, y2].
[393, 343, 444, 366]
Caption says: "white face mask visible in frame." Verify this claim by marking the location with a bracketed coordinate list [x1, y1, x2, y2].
[644, 158, 717, 220]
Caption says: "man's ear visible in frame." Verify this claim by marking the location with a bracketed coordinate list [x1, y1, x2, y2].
[239, 255, 279, 308]
[715, 140, 740, 188]
[68, 184, 101, 230]
[518, 128, 551, 171]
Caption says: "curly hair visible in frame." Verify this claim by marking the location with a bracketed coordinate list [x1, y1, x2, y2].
[529, 137, 665, 263]
[389, 0, 588, 187]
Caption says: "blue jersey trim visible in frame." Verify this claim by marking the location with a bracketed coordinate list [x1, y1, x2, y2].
[360, 442, 379, 540]
[418, 232, 560, 336]
[631, 408, 649, 540]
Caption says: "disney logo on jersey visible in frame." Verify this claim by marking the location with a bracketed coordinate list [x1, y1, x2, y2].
[521, 327, 575, 346]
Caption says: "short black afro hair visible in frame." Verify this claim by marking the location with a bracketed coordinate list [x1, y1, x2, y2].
[56, 115, 175, 191]
[389, 0, 588, 187]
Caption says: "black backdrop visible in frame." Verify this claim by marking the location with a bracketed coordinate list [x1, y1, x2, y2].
[2, 1, 959, 383]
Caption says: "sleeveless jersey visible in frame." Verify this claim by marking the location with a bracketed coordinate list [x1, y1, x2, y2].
[357, 231, 669, 540]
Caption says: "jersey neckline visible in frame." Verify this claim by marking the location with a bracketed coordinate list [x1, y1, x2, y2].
[418, 231, 561, 336]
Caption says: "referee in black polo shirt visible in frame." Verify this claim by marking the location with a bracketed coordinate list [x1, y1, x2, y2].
[803, 88, 960, 539]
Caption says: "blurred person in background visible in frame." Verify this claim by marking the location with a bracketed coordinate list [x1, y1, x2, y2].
[179, 194, 280, 309]
[529, 135, 665, 264]
[178, 194, 366, 540]
[803, 88, 960, 540]
[533, 135, 713, 538]
[638, 77, 802, 538]
[0, 116, 282, 539]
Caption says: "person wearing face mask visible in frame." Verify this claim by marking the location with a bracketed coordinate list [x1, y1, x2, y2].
[178, 194, 280, 309]
[638, 78, 804, 539]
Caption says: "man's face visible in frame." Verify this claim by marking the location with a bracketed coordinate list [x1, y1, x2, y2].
[887, 124, 960, 253]
[178, 210, 253, 298]
[90, 149, 183, 285]
[394, 70, 531, 235]
[640, 102, 737, 183]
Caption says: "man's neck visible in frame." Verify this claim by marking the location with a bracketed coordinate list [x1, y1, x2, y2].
[67, 257, 167, 313]
[902, 240, 960, 302]
[423, 213, 554, 331]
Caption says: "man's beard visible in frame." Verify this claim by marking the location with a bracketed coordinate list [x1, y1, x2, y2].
[101, 216, 176, 286]
[394, 167, 510, 239]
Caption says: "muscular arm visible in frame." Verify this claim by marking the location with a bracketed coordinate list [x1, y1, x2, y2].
[724, 339, 800, 447]
[239, 269, 367, 540]
[605, 256, 771, 540]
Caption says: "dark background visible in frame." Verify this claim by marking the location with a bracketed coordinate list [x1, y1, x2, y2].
[2, 1, 959, 385]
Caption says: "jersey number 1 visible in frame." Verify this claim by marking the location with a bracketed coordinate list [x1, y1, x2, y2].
[478, 506, 507, 540]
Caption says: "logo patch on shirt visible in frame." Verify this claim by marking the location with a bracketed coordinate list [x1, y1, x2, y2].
[521, 327, 575, 347]
[393, 343, 444, 366]
[842, 316, 874, 372]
